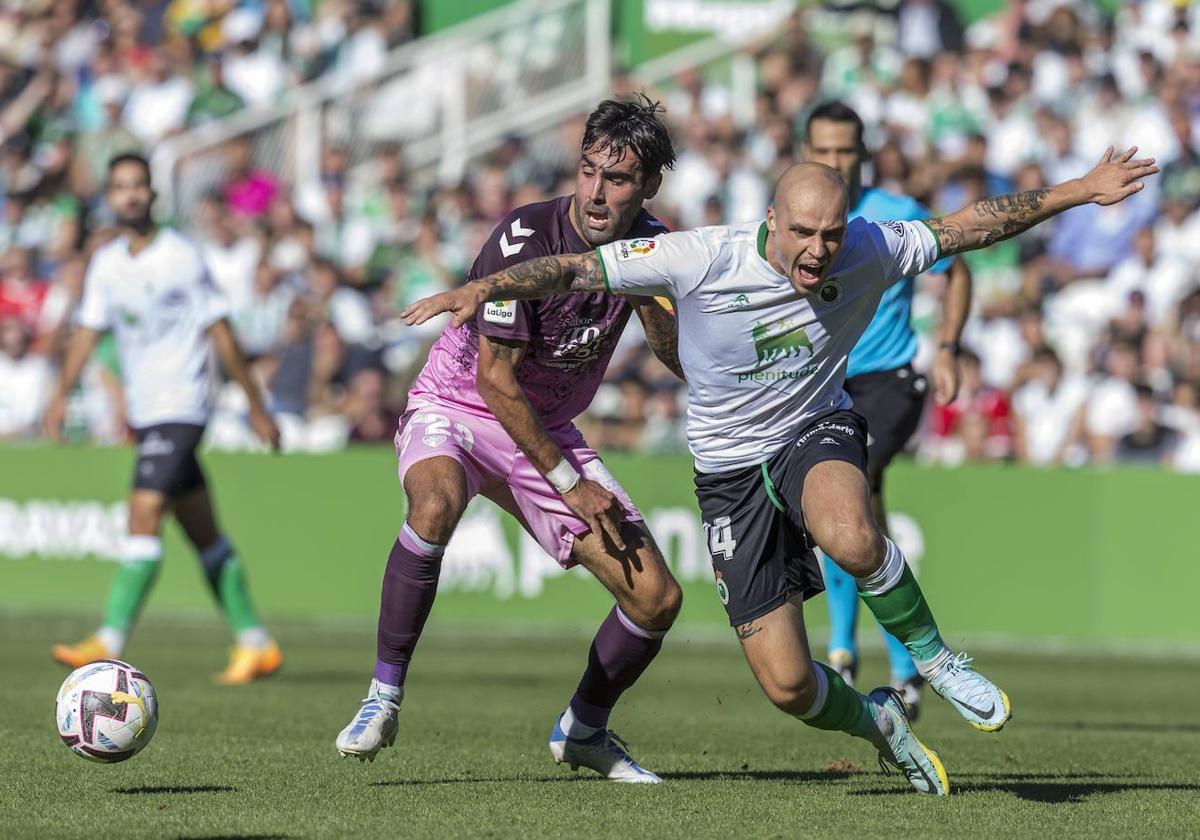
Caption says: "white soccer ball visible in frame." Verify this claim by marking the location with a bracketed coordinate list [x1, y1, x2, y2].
[55, 659, 158, 763]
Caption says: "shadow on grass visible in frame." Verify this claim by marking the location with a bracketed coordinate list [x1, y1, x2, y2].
[851, 778, 1200, 804]
[174, 835, 291, 840]
[371, 775, 588, 787]
[661, 769, 860, 784]
[1020, 720, 1200, 735]
[113, 785, 237, 795]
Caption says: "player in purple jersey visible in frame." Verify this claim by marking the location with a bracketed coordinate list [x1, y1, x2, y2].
[336, 96, 684, 782]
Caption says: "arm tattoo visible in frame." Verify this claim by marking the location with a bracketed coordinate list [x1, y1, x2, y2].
[478, 253, 604, 301]
[637, 302, 685, 381]
[930, 188, 1053, 255]
[926, 218, 965, 255]
[735, 621, 761, 641]
[484, 337, 520, 362]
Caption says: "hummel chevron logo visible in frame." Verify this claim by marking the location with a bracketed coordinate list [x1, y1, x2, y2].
[500, 218, 535, 257]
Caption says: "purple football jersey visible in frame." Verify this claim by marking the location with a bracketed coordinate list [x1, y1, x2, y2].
[407, 196, 667, 428]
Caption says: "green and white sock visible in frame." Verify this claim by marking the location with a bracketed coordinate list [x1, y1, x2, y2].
[99, 534, 163, 654]
[798, 662, 883, 744]
[199, 536, 269, 646]
[857, 538, 950, 673]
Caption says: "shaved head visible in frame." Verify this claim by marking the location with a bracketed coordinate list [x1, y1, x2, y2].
[773, 163, 848, 212]
[765, 163, 850, 296]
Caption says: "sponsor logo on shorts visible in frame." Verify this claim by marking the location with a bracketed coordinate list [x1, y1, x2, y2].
[818, 437, 838, 445]
[796, 421, 856, 448]
[483, 300, 516, 326]
[138, 432, 175, 458]
[615, 238, 657, 261]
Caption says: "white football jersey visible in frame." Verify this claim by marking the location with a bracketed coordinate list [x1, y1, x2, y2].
[78, 228, 231, 429]
[597, 217, 940, 472]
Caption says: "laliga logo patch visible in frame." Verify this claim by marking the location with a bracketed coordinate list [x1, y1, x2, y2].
[616, 238, 657, 262]
[817, 280, 841, 305]
[483, 300, 516, 325]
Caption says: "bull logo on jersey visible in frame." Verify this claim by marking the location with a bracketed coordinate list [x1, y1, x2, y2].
[751, 319, 814, 368]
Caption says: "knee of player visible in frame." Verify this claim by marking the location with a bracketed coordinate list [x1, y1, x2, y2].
[404, 489, 463, 543]
[625, 578, 682, 632]
[825, 524, 885, 578]
[759, 664, 818, 714]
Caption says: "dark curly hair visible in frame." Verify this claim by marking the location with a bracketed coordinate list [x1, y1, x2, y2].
[581, 93, 676, 181]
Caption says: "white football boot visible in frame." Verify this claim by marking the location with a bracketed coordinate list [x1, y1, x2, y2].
[335, 679, 401, 762]
[549, 713, 662, 783]
[926, 651, 1012, 732]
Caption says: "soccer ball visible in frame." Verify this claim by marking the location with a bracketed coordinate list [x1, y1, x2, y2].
[55, 659, 158, 763]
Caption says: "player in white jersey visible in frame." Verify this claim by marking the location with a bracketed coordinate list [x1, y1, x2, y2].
[403, 148, 1158, 795]
[43, 153, 284, 685]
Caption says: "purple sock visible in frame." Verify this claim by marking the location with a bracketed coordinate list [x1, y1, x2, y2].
[569, 607, 666, 728]
[374, 523, 444, 687]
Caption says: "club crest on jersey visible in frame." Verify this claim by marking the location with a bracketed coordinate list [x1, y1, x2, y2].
[483, 300, 516, 325]
[752, 319, 813, 367]
[817, 280, 842, 305]
[616, 238, 657, 261]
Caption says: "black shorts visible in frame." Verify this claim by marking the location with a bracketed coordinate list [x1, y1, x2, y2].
[132, 423, 208, 498]
[694, 410, 869, 626]
[844, 364, 927, 489]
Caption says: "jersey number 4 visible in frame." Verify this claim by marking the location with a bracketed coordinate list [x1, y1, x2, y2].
[703, 515, 736, 562]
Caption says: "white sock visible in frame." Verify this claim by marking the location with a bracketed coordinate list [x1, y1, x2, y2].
[96, 626, 126, 656]
[371, 679, 403, 704]
[235, 626, 271, 649]
[559, 706, 601, 739]
[796, 663, 830, 720]
[915, 647, 953, 679]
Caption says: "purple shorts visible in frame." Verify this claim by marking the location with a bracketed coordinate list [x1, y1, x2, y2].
[395, 401, 643, 568]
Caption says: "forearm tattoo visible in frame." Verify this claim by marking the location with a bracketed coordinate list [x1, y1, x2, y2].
[479, 253, 604, 300]
[639, 304, 685, 381]
[929, 188, 1052, 255]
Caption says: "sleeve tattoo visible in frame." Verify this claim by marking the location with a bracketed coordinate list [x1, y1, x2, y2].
[478, 252, 604, 300]
[927, 188, 1051, 256]
[638, 303, 685, 381]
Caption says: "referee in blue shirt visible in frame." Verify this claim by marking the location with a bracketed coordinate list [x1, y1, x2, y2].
[802, 102, 973, 720]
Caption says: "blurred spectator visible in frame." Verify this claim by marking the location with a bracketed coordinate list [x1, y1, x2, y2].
[0, 316, 51, 439]
[925, 348, 1011, 464]
[1012, 346, 1088, 466]
[1085, 340, 1141, 463]
[1115, 383, 1180, 465]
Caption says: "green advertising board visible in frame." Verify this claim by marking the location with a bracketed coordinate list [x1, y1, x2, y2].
[0, 445, 1195, 646]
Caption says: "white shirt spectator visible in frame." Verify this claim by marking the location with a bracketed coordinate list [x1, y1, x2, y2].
[1154, 210, 1200, 265]
[203, 236, 261, 313]
[223, 48, 288, 108]
[123, 75, 192, 144]
[0, 349, 50, 437]
[327, 288, 375, 346]
[1086, 376, 1139, 439]
[1105, 253, 1192, 327]
[1013, 375, 1088, 465]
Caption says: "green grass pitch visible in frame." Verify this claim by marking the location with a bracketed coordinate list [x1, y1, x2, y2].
[4, 612, 1198, 839]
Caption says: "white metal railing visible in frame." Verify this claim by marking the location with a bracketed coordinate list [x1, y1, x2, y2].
[151, 0, 792, 222]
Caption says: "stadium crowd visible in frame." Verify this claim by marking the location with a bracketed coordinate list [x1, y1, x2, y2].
[1, 0, 1199, 472]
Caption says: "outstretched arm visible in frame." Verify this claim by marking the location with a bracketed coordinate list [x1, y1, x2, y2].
[924, 146, 1158, 258]
[402, 252, 603, 328]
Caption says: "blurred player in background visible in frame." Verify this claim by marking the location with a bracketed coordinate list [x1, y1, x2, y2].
[802, 102, 973, 719]
[44, 153, 283, 685]
[404, 147, 1158, 794]
[335, 96, 684, 783]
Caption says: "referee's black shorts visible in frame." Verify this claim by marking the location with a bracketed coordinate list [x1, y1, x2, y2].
[694, 410, 869, 627]
[844, 364, 927, 491]
[131, 423, 208, 498]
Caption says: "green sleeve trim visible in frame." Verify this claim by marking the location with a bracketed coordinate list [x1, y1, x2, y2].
[917, 218, 943, 263]
[760, 463, 786, 513]
[596, 249, 611, 293]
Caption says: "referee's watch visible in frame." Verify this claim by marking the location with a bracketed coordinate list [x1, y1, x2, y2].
[938, 340, 962, 356]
